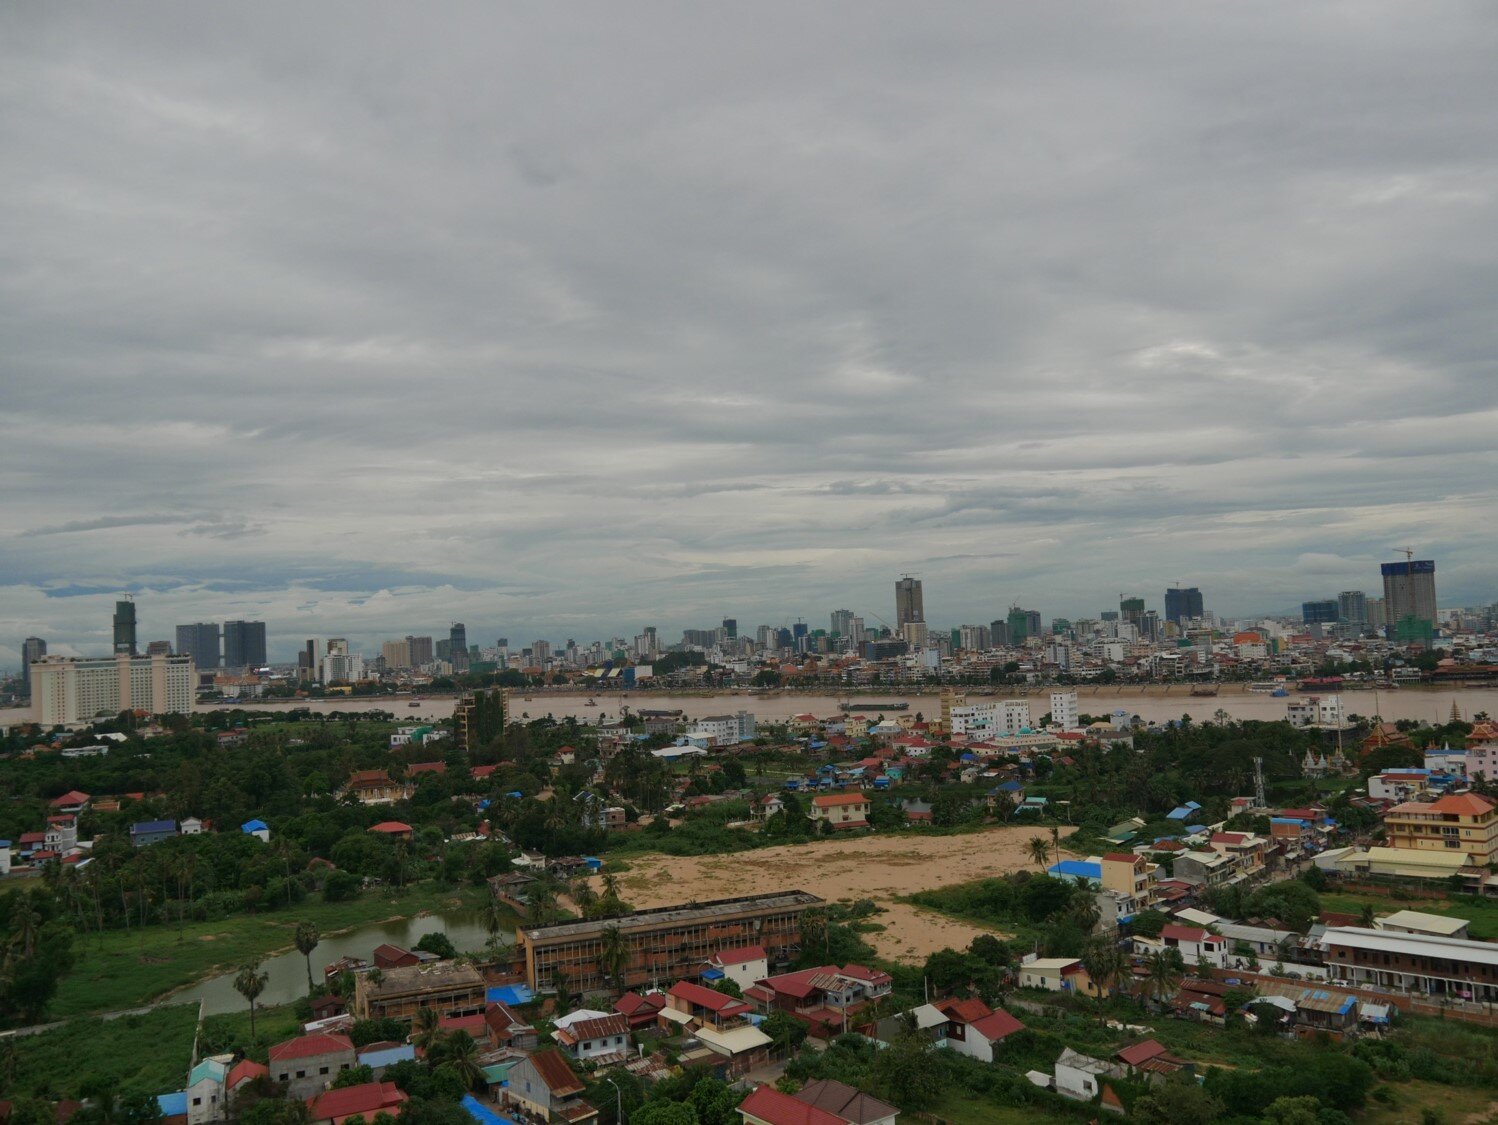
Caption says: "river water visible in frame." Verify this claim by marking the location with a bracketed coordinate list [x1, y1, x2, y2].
[185, 684, 1498, 726]
[171, 910, 509, 1015]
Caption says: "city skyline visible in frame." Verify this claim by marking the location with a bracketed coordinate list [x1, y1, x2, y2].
[4, 5, 1498, 666]
[4, 564, 1475, 668]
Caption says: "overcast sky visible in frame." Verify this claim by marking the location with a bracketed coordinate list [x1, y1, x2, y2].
[4, 2, 1497, 663]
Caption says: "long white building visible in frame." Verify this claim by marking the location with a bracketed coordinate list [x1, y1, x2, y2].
[31, 653, 195, 725]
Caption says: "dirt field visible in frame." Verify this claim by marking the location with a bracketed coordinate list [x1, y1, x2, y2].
[609, 826, 1072, 963]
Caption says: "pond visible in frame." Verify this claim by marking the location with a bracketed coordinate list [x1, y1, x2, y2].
[173, 909, 513, 1015]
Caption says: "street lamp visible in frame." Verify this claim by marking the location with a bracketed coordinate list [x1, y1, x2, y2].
[603, 1076, 624, 1124]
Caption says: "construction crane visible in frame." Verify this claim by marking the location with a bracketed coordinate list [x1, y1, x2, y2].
[1393, 545, 1415, 564]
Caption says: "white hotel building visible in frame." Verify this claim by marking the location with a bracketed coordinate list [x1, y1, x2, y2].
[31, 653, 196, 725]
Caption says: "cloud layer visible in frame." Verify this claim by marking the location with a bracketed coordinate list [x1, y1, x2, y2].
[3, 2, 1497, 661]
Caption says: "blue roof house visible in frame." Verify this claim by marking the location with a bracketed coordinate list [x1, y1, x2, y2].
[241, 819, 270, 842]
[1166, 801, 1203, 821]
[131, 819, 178, 848]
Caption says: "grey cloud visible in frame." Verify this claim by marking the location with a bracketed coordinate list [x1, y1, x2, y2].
[2, 1, 1497, 658]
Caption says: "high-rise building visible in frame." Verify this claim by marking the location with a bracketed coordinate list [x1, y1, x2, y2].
[22, 636, 47, 669]
[531, 640, 552, 665]
[1302, 600, 1339, 625]
[1164, 586, 1204, 626]
[721, 618, 737, 640]
[990, 619, 1009, 646]
[298, 639, 319, 681]
[449, 623, 469, 671]
[895, 577, 924, 627]
[31, 653, 195, 724]
[1338, 591, 1368, 626]
[1120, 597, 1145, 625]
[1006, 607, 1041, 644]
[174, 623, 221, 669]
[382, 640, 411, 669]
[223, 621, 267, 669]
[830, 609, 855, 638]
[113, 598, 138, 655]
[145, 640, 172, 656]
[1050, 690, 1080, 730]
[1382, 560, 1437, 637]
[406, 635, 434, 666]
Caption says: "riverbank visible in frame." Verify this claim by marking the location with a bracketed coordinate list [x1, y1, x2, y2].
[47, 882, 488, 1020]
[603, 825, 1069, 963]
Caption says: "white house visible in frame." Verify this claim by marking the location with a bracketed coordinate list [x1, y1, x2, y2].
[186, 1054, 231, 1125]
[1152, 924, 1227, 967]
[552, 1012, 631, 1061]
[933, 998, 1025, 1063]
[1049, 691, 1079, 730]
[180, 817, 205, 835]
[1054, 1048, 1124, 1101]
[706, 945, 768, 992]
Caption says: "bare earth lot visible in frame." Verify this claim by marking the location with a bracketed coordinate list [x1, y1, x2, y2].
[610, 826, 1070, 963]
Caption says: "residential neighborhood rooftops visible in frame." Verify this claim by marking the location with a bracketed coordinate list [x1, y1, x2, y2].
[739, 1086, 845, 1125]
[668, 980, 751, 1015]
[792, 1080, 898, 1125]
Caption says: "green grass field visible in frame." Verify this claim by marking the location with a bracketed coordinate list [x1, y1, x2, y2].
[0, 1006, 199, 1101]
[49, 882, 487, 1019]
[1320, 889, 1498, 940]
[930, 1090, 1084, 1124]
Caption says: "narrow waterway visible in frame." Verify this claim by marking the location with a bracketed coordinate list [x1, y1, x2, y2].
[173, 910, 510, 1015]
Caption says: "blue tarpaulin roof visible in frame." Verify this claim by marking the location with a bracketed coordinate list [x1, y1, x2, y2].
[157, 1093, 187, 1117]
[1048, 860, 1102, 880]
[461, 1095, 520, 1125]
[242, 819, 268, 832]
[487, 984, 534, 1006]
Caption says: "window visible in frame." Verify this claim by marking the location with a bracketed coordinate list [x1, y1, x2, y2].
[320, 1067, 329, 1075]
[193, 1099, 202, 1107]
[296, 1070, 306, 1079]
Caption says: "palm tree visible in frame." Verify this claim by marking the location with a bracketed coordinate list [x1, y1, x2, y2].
[553, 968, 573, 1017]
[438, 1030, 482, 1090]
[1026, 837, 1052, 871]
[482, 896, 511, 954]
[295, 922, 321, 995]
[799, 907, 829, 956]
[7, 897, 42, 960]
[1081, 939, 1127, 1006]
[1145, 950, 1183, 1008]
[412, 1006, 441, 1053]
[599, 924, 629, 993]
[234, 960, 269, 1040]
[571, 878, 598, 917]
[1358, 903, 1377, 929]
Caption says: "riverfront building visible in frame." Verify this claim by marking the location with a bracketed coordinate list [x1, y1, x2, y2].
[31, 653, 195, 725]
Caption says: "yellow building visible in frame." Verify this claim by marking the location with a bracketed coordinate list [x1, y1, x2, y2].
[1383, 793, 1498, 866]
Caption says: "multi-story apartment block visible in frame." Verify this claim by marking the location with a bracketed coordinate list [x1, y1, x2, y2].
[1383, 793, 1498, 866]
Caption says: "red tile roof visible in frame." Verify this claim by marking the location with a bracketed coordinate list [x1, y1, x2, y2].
[811, 793, 870, 808]
[269, 1032, 354, 1063]
[226, 1059, 268, 1090]
[752, 966, 840, 1001]
[1116, 1039, 1169, 1067]
[1102, 852, 1142, 865]
[1432, 793, 1496, 816]
[738, 1085, 847, 1125]
[710, 945, 767, 966]
[407, 761, 447, 775]
[49, 791, 90, 807]
[668, 980, 751, 1016]
[306, 1081, 407, 1123]
[970, 1009, 1025, 1042]
[613, 992, 666, 1018]
[367, 821, 412, 834]
[936, 997, 992, 1024]
[1162, 924, 1208, 943]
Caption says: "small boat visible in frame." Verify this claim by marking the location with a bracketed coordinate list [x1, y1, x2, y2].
[409, 702, 421, 708]
[1189, 685, 1219, 697]
[1271, 688, 1289, 697]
